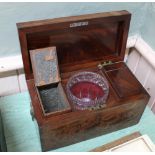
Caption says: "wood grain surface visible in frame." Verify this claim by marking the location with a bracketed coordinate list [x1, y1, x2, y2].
[17, 10, 150, 151]
[17, 10, 131, 80]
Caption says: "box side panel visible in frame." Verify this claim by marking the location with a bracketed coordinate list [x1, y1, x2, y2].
[39, 97, 147, 151]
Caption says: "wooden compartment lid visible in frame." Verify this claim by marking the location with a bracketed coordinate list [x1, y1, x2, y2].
[30, 47, 60, 87]
[17, 10, 131, 80]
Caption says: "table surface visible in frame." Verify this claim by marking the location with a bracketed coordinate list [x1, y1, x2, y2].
[0, 92, 155, 152]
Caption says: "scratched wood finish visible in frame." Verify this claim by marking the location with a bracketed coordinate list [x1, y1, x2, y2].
[17, 10, 150, 151]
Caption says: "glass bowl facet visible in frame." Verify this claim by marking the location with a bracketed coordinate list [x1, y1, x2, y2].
[66, 71, 109, 110]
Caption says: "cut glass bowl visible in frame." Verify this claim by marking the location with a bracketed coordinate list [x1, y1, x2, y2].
[66, 71, 109, 110]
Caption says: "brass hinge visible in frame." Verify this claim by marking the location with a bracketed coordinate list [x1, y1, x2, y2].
[98, 61, 113, 69]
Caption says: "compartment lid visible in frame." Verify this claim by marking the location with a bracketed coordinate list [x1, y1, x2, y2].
[17, 10, 131, 80]
[30, 47, 60, 86]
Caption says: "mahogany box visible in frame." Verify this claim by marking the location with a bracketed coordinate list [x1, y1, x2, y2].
[17, 10, 149, 151]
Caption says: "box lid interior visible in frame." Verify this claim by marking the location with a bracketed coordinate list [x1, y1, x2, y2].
[17, 10, 131, 80]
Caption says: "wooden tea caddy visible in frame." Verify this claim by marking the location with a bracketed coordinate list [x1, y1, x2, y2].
[17, 10, 149, 151]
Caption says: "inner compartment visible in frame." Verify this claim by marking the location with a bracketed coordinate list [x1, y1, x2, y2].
[103, 62, 143, 98]
[37, 83, 71, 115]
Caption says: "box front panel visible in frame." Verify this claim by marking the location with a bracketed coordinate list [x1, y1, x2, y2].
[39, 97, 147, 151]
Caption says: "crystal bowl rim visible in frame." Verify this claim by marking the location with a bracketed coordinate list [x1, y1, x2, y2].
[66, 71, 109, 107]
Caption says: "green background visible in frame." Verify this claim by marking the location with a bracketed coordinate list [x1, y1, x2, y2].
[0, 2, 154, 58]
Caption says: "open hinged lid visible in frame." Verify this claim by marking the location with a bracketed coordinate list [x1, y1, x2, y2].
[17, 10, 131, 80]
